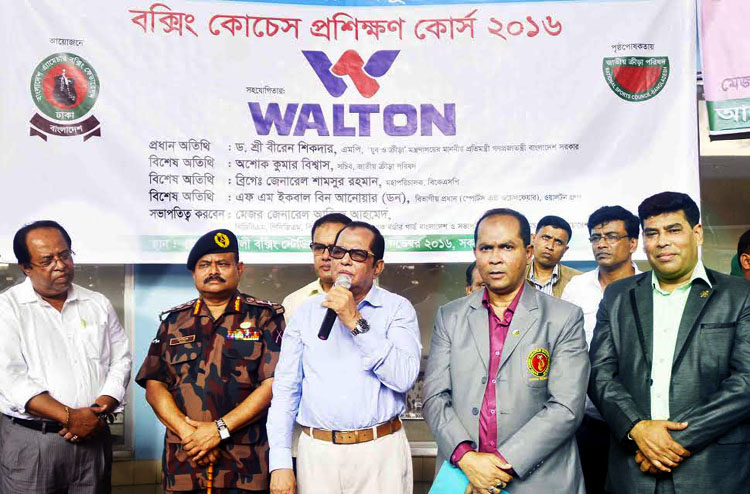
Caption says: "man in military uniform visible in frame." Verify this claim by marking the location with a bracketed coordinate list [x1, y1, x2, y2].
[136, 229, 284, 493]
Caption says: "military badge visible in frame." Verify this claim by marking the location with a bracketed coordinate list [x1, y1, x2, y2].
[227, 328, 261, 341]
[527, 347, 551, 381]
[214, 232, 230, 248]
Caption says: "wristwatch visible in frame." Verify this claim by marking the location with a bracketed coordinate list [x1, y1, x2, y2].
[350, 317, 370, 336]
[215, 418, 231, 441]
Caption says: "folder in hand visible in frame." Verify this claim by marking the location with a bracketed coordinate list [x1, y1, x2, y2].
[429, 461, 510, 494]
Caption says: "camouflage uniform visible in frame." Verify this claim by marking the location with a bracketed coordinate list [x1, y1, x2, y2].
[136, 292, 284, 492]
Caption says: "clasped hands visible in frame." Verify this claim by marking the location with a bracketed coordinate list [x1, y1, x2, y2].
[59, 395, 117, 443]
[179, 416, 221, 466]
[629, 420, 691, 475]
[458, 451, 513, 494]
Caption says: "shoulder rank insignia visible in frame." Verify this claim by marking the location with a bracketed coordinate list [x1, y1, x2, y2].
[244, 295, 285, 315]
[159, 298, 199, 321]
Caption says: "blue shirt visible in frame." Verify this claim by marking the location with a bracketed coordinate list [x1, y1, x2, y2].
[267, 284, 422, 471]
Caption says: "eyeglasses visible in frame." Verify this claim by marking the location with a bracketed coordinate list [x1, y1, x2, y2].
[588, 234, 628, 245]
[31, 249, 75, 269]
[309, 242, 334, 255]
[329, 245, 375, 263]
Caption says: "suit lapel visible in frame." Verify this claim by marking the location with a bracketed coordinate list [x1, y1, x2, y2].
[630, 274, 654, 369]
[468, 292, 489, 372]
[672, 279, 714, 368]
[498, 284, 538, 372]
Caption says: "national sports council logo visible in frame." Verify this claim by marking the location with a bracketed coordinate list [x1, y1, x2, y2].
[603, 56, 669, 102]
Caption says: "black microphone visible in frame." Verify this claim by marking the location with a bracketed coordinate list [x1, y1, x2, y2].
[318, 274, 352, 340]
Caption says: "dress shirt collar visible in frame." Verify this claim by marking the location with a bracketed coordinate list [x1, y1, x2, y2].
[16, 276, 86, 305]
[650, 260, 711, 295]
[590, 262, 642, 291]
[481, 282, 524, 319]
[308, 278, 324, 297]
[357, 282, 384, 308]
[529, 262, 559, 287]
[195, 290, 245, 318]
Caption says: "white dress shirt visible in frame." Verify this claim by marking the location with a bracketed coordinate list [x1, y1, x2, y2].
[0, 277, 132, 419]
[562, 263, 640, 419]
[649, 261, 710, 420]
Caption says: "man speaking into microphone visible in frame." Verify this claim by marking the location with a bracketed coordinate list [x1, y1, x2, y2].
[267, 221, 422, 494]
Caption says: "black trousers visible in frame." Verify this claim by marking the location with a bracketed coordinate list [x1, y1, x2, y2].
[576, 415, 611, 494]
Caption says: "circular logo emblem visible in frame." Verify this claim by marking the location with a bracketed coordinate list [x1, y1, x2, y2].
[30, 53, 99, 121]
[527, 347, 551, 379]
[214, 232, 230, 248]
[602, 56, 669, 102]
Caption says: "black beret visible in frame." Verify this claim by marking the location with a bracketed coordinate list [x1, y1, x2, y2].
[187, 229, 239, 271]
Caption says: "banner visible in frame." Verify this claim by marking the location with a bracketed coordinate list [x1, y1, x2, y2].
[0, 0, 698, 263]
[700, 0, 750, 139]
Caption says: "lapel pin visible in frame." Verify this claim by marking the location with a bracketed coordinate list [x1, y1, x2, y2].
[700, 290, 710, 298]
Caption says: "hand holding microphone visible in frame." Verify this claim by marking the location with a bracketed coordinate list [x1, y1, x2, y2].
[318, 274, 355, 340]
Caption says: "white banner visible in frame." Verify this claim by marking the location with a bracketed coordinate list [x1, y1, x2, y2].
[0, 0, 698, 263]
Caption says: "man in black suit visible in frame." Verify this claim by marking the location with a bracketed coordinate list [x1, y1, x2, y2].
[589, 191, 750, 494]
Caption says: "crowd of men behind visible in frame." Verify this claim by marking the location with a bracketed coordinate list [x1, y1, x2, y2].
[1, 190, 749, 494]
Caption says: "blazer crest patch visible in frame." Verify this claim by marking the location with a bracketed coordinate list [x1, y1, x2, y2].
[527, 347, 551, 381]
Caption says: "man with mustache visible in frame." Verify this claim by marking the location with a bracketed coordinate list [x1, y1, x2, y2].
[589, 192, 750, 494]
[527, 215, 581, 297]
[136, 229, 285, 493]
[0, 220, 132, 493]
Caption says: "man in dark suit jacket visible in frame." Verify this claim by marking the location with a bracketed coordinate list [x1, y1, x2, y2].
[589, 191, 750, 494]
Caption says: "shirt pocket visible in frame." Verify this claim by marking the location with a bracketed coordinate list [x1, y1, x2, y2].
[221, 340, 262, 381]
[521, 342, 552, 389]
[165, 337, 202, 384]
[80, 316, 109, 362]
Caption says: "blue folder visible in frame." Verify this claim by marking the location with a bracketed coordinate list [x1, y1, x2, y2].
[429, 461, 510, 494]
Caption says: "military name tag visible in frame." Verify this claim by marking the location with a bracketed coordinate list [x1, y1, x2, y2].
[170, 335, 196, 346]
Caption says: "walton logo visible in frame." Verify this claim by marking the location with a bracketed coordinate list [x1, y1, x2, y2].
[303, 50, 399, 98]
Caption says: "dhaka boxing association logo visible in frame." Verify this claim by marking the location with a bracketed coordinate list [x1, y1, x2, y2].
[29, 52, 101, 141]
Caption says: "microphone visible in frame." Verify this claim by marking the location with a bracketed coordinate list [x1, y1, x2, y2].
[318, 274, 352, 341]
